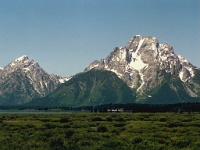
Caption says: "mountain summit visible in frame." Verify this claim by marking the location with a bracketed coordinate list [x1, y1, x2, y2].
[0, 55, 62, 105]
[85, 35, 200, 103]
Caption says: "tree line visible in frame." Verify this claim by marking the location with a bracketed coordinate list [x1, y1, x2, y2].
[0, 102, 200, 113]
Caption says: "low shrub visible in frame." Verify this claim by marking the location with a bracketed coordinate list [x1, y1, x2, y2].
[91, 117, 104, 121]
[40, 118, 51, 122]
[114, 117, 125, 122]
[97, 125, 107, 132]
[62, 124, 70, 128]
[50, 137, 64, 149]
[133, 137, 143, 144]
[43, 123, 58, 129]
[113, 123, 126, 127]
[159, 116, 167, 122]
[106, 117, 113, 122]
[65, 129, 74, 138]
[24, 124, 35, 128]
[60, 117, 70, 123]
[166, 122, 184, 128]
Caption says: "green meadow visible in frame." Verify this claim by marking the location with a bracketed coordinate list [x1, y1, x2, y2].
[0, 112, 200, 150]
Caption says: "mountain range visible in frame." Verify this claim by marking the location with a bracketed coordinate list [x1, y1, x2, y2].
[0, 35, 200, 106]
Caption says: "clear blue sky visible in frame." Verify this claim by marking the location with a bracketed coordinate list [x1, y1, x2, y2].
[0, 0, 199, 77]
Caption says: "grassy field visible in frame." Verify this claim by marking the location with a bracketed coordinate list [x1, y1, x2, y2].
[0, 112, 200, 150]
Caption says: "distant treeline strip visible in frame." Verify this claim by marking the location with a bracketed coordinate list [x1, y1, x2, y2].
[93, 103, 200, 113]
[0, 102, 200, 113]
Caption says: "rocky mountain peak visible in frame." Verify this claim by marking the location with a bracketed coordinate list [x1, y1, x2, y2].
[126, 35, 158, 50]
[85, 35, 199, 99]
[15, 55, 29, 61]
[3, 55, 38, 75]
[2, 55, 70, 84]
[9, 55, 30, 66]
[0, 55, 61, 104]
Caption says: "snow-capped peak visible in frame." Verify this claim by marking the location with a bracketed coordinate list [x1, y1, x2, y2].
[85, 35, 198, 96]
[0, 55, 61, 104]
[9, 55, 30, 67]
[15, 55, 29, 62]
[0, 67, 3, 70]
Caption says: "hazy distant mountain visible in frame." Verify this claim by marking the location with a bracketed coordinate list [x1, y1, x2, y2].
[0, 55, 67, 105]
[85, 35, 200, 103]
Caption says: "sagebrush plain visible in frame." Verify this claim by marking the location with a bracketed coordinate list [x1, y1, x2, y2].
[0, 112, 200, 150]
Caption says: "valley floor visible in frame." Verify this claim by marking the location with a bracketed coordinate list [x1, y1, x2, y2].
[0, 112, 200, 150]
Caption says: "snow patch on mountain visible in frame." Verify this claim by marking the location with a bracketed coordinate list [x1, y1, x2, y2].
[179, 70, 185, 82]
[136, 38, 144, 52]
[129, 55, 147, 70]
[59, 77, 72, 83]
[137, 70, 145, 93]
[177, 55, 195, 82]
[129, 38, 147, 70]
[109, 69, 123, 78]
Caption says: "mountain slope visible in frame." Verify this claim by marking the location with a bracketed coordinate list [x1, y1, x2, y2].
[0, 55, 61, 105]
[29, 69, 136, 106]
[85, 35, 200, 103]
[145, 71, 199, 104]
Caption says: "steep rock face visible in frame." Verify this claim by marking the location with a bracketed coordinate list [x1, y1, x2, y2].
[0, 55, 60, 104]
[85, 35, 200, 101]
